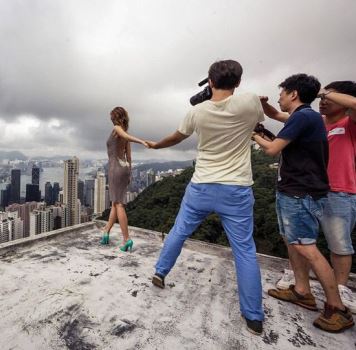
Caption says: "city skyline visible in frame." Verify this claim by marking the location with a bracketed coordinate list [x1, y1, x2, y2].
[0, 154, 187, 243]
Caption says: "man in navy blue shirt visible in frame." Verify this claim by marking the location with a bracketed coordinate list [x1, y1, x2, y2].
[252, 74, 354, 333]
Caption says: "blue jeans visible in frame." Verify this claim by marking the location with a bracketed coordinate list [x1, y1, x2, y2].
[155, 182, 264, 321]
[320, 192, 356, 255]
[276, 191, 325, 245]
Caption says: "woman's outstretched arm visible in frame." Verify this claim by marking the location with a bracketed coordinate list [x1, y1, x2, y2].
[114, 125, 148, 147]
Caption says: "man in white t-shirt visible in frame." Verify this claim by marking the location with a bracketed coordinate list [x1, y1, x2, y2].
[147, 60, 265, 335]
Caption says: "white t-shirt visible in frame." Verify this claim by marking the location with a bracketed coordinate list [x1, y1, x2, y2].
[178, 93, 264, 185]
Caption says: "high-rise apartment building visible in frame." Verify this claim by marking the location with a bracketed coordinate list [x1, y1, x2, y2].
[7, 211, 24, 240]
[146, 169, 156, 187]
[30, 208, 53, 236]
[63, 157, 80, 226]
[0, 211, 23, 242]
[94, 171, 106, 215]
[60, 204, 70, 228]
[0, 212, 11, 243]
[126, 191, 138, 203]
[6, 202, 38, 237]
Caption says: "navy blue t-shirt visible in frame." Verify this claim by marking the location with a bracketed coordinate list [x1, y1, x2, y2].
[277, 104, 329, 198]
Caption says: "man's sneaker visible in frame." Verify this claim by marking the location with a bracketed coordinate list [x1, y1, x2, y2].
[313, 303, 354, 333]
[268, 285, 318, 311]
[152, 273, 165, 289]
[276, 269, 295, 290]
[243, 317, 263, 335]
[338, 284, 356, 314]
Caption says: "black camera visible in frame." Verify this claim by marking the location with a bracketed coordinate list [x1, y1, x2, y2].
[254, 123, 276, 140]
[190, 77, 212, 106]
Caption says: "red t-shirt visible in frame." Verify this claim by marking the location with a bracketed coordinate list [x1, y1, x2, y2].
[325, 116, 356, 194]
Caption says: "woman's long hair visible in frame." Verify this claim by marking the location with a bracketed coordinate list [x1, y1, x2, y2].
[110, 107, 129, 131]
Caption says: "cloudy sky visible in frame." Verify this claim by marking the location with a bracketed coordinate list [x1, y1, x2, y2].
[1, 0, 355, 161]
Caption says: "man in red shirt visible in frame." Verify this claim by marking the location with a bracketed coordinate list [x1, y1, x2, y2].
[318, 81, 356, 312]
[277, 81, 356, 313]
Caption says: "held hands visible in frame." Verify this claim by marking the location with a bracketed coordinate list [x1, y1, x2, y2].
[140, 140, 149, 148]
[145, 141, 158, 149]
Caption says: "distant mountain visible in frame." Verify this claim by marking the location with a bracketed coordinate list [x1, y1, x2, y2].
[134, 160, 194, 172]
[0, 150, 28, 161]
[29, 155, 73, 161]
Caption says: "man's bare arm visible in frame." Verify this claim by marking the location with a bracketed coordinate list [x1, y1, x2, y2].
[260, 96, 289, 123]
[146, 131, 189, 149]
[319, 90, 356, 123]
[252, 133, 291, 156]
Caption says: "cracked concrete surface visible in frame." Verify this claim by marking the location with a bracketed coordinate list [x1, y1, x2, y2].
[0, 224, 355, 349]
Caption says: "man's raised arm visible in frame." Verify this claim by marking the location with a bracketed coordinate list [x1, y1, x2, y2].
[260, 96, 289, 123]
[318, 89, 356, 122]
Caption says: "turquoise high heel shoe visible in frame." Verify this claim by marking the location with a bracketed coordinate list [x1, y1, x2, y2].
[100, 233, 110, 245]
[119, 239, 133, 252]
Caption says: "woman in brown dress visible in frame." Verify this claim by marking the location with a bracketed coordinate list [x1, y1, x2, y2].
[100, 106, 147, 251]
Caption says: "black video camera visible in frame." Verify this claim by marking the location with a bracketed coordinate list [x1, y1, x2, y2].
[189, 78, 276, 140]
[254, 123, 276, 140]
[190, 77, 212, 106]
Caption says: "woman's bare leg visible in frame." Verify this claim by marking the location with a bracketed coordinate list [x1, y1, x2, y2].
[115, 203, 130, 243]
[103, 205, 116, 234]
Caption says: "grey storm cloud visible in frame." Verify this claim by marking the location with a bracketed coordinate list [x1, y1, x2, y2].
[0, 0, 355, 159]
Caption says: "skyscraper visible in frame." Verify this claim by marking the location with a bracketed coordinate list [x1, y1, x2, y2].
[10, 169, 21, 204]
[84, 179, 95, 208]
[32, 166, 40, 185]
[44, 182, 53, 205]
[94, 171, 106, 215]
[26, 184, 41, 202]
[78, 179, 84, 205]
[52, 182, 60, 204]
[0, 184, 11, 209]
[63, 157, 79, 226]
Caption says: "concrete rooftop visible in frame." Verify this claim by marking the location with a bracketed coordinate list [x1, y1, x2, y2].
[0, 222, 355, 350]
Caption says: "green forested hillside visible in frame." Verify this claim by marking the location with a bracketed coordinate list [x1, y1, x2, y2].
[101, 149, 356, 272]
[124, 150, 284, 253]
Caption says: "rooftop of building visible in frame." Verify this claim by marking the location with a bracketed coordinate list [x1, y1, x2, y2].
[0, 222, 355, 350]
